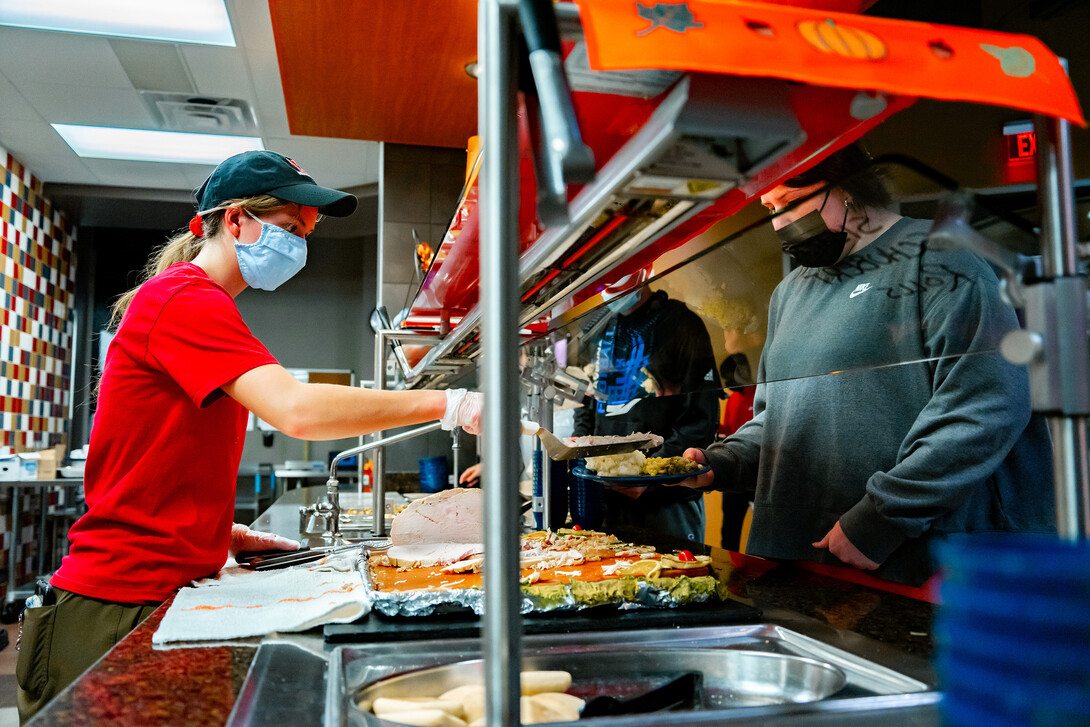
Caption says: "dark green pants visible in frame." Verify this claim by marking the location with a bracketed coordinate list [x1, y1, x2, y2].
[16, 587, 160, 724]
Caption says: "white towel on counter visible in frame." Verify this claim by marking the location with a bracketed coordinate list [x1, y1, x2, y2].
[152, 553, 369, 647]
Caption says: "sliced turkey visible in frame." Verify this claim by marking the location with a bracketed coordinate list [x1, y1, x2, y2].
[390, 488, 483, 545]
[386, 543, 485, 569]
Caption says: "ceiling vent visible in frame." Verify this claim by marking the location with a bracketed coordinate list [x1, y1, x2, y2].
[140, 92, 259, 135]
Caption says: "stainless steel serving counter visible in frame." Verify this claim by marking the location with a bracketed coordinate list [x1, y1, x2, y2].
[26, 486, 941, 727]
[236, 486, 941, 726]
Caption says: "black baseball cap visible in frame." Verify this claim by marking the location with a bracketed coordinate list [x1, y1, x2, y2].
[194, 150, 357, 217]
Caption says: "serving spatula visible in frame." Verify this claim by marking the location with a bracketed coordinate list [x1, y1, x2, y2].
[521, 420, 662, 461]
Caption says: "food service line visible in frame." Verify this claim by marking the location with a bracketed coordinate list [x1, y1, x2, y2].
[380, 7, 1082, 727]
[361, 7, 1088, 727]
[217, 484, 937, 727]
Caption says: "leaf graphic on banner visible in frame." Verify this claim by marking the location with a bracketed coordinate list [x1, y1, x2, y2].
[636, 2, 705, 36]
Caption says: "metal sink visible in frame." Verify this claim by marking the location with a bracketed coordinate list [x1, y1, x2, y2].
[299, 492, 408, 537]
[328, 623, 939, 726]
[355, 649, 847, 712]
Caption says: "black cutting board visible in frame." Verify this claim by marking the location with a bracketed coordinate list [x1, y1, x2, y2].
[324, 598, 761, 644]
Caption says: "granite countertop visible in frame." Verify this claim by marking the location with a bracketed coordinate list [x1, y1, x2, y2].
[27, 602, 256, 726]
[28, 490, 937, 726]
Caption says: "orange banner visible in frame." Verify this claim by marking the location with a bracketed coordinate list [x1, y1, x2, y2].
[578, 0, 1084, 125]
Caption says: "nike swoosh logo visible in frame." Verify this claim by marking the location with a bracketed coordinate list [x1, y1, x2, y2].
[850, 283, 872, 298]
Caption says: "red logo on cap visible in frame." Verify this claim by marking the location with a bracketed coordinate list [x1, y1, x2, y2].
[285, 157, 309, 176]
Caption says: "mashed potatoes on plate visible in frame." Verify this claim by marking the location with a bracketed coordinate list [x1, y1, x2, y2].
[584, 450, 646, 477]
[584, 453, 701, 478]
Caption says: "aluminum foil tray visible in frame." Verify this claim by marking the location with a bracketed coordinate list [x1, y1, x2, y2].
[355, 554, 726, 617]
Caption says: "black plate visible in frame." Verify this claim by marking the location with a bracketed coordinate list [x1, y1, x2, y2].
[572, 464, 711, 487]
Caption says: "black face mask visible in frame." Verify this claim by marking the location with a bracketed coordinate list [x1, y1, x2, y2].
[776, 192, 849, 268]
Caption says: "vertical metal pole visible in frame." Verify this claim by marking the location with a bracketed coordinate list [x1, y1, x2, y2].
[538, 372, 555, 532]
[480, 1, 522, 725]
[372, 330, 388, 537]
[451, 428, 461, 488]
[37, 485, 49, 577]
[7, 486, 20, 602]
[374, 138, 388, 528]
[526, 343, 556, 531]
[1035, 107, 1090, 540]
[1048, 418, 1090, 538]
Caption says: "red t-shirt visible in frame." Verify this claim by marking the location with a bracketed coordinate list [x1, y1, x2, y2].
[719, 386, 756, 437]
[52, 263, 278, 603]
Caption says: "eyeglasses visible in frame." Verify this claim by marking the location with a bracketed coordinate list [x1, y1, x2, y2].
[247, 210, 313, 240]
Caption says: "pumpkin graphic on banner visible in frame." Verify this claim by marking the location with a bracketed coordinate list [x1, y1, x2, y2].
[798, 19, 887, 61]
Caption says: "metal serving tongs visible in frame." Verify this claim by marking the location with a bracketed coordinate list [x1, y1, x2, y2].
[521, 420, 662, 461]
[236, 539, 391, 571]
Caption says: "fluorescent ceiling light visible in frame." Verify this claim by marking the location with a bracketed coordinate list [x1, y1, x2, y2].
[52, 124, 263, 164]
[0, 0, 236, 46]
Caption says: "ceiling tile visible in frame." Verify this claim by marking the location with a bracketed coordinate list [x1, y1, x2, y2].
[179, 45, 253, 100]
[81, 159, 194, 190]
[263, 135, 380, 188]
[18, 154, 100, 186]
[0, 28, 133, 88]
[109, 39, 196, 94]
[246, 49, 290, 137]
[0, 116, 73, 159]
[230, 0, 277, 51]
[180, 164, 218, 191]
[16, 83, 154, 129]
[0, 71, 41, 122]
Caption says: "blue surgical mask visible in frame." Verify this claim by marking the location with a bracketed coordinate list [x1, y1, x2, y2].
[234, 210, 307, 290]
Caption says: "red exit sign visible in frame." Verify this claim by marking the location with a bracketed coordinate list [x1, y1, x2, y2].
[1004, 121, 1036, 161]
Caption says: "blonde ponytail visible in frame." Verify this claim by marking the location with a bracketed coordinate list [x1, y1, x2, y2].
[107, 194, 289, 329]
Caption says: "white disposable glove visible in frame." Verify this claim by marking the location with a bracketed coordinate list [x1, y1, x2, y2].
[442, 388, 482, 435]
[228, 523, 300, 558]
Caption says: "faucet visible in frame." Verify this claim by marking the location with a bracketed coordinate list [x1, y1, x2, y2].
[307, 421, 444, 543]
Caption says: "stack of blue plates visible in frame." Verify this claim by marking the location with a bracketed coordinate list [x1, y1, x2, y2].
[568, 467, 606, 530]
[934, 534, 1090, 726]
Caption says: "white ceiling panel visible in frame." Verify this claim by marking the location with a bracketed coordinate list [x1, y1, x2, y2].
[230, 0, 277, 51]
[0, 0, 384, 228]
[81, 158, 195, 189]
[180, 164, 218, 193]
[245, 49, 290, 138]
[0, 28, 132, 88]
[0, 115, 72, 159]
[108, 40, 196, 95]
[15, 83, 154, 129]
[179, 44, 253, 101]
[14, 154, 99, 186]
[263, 136, 380, 189]
[0, 72, 41, 122]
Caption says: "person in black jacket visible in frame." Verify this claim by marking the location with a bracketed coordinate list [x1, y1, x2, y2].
[574, 270, 721, 542]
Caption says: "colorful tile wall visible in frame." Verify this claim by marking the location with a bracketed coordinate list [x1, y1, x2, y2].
[0, 142, 77, 456]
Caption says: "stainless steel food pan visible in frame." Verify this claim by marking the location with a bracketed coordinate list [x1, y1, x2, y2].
[354, 648, 847, 715]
